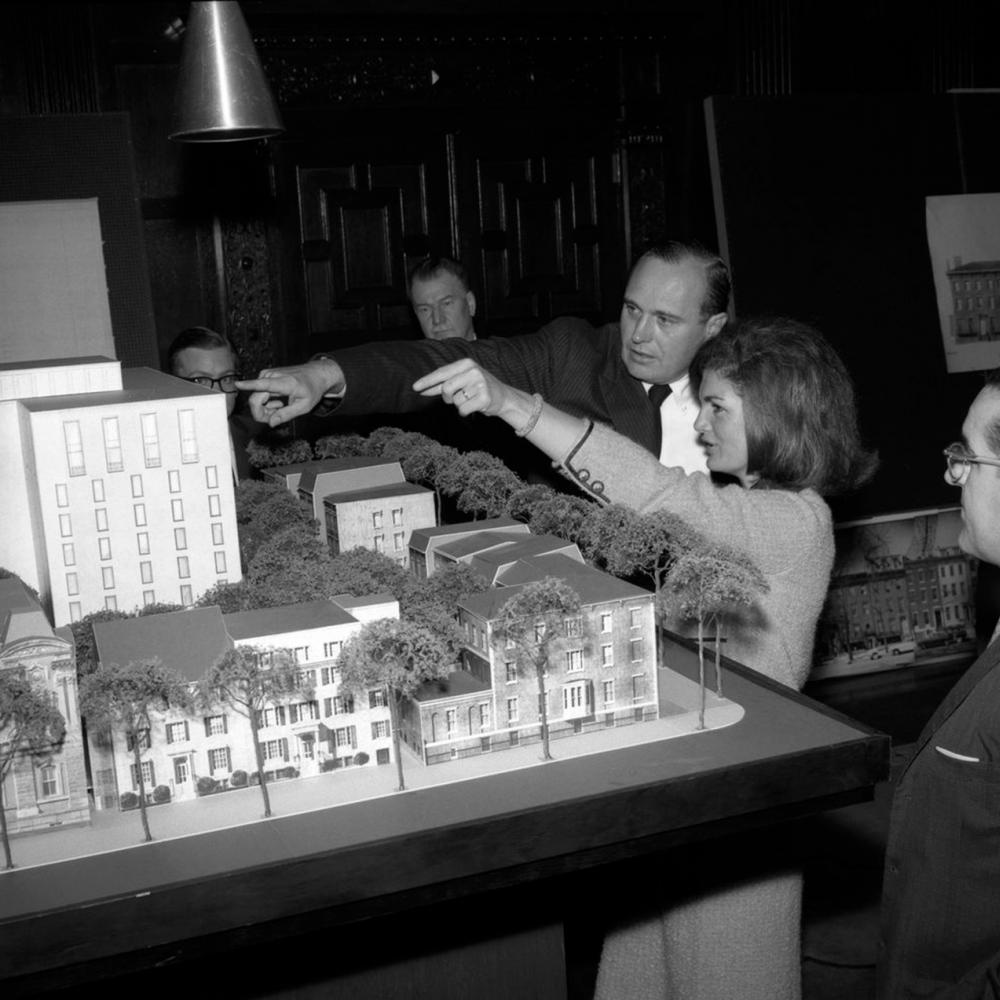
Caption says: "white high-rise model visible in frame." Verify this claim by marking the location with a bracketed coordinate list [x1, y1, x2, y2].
[0, 356, 241, 626]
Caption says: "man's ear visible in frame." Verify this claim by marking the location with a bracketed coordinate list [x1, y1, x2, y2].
[705, 312, 728, 338]
[467, 291, 477, 317]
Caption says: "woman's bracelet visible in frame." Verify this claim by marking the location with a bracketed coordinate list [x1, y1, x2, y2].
[515, 393, 544, 437]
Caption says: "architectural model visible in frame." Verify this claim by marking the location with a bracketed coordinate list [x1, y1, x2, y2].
[87, 594, 398, 809]
[263, 457, 435, 567]
[0, 357, 240, 627]
[0, 398, 742, 857]
[0, 578, 89, 835]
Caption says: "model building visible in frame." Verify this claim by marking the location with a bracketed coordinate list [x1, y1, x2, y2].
[0, 357, 240, 627]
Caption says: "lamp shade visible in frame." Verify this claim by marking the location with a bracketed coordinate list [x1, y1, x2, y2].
[170, 2, 284, 143]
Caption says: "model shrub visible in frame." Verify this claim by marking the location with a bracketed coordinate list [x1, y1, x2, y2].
[196, 775, 219, 796]
[119, 791, 139, 810]
[319, 759, 336, 772]
[249, 771, 261, 785]
[152, 784, 171, 804]
[230, 769, 248, 787]
[354, 751, 370, 765]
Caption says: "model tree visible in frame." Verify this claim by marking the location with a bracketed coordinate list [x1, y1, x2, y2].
[246, 436, 314, 471]
[580, 503, 700, 661]
[244, 527, 334, 608]
[234, 479, 318, 568]
[0, 670, 66, 869]
[313, 432, 369, 459]
[198, 644, 302, 819]
[338, 618, 457, 791]
[661, 545, 768, 727]
[495, 577, 585, 762]
[78, 658, 192, 842]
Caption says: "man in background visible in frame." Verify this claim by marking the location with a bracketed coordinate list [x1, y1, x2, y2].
[409, 256, 478, 341]
[167, 326, 259, 480]
[238, 241, 731, 476]
[878, 371, 1000, 996]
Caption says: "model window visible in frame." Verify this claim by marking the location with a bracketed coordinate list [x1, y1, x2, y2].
[211, 522, 224, 545]
[205, 465, 219, 488]
[178, 409, 198, 463]
[141, 413, 161, 468]
[55, 483, 69, 507]
[63, 421, 85, 476]
[102, 417, 123, 472]
[208, 494, 221, 517]
[131, 474, 143, 498]
[98, 537, 112, 560]
[101, 566, 115, 589]
[214, 551, 226, 574]
[166, 721, 189, 744]
[168, 469, 181, 493]
[38, 764, 62, 799]
[204, 715, 227, 736]
[130, 761, 155, 788]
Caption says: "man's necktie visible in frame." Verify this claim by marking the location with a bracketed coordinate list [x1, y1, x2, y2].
[648, 383, 672, 455]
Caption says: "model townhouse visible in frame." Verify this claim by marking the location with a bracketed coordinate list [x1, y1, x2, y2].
[88, 594, 398, 809]
[263, 457, 436, 567]
[0, 356, 240, 627]
[400, 552, 660, 766]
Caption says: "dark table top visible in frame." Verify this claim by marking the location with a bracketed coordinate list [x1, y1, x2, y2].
[0, 634, 890, 991]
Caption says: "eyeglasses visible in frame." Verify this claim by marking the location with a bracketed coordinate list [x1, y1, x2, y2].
[183, 374, 240, 393]
[943, 442, 1000, 485]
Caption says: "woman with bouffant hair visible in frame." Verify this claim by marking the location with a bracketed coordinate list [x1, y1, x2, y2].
[417, 315, 876, 1000]
[689, 315, 875, 496]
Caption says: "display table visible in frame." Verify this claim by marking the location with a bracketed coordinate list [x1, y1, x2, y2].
[0, 635, 890, 997]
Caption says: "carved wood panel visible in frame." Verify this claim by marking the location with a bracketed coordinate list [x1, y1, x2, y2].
[294, 134, 455, 348]
[455, 126, 622, 336]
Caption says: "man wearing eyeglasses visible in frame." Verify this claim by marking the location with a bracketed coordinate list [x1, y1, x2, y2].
[167, 326, 258, 480]
[878, 373, 1000, 998]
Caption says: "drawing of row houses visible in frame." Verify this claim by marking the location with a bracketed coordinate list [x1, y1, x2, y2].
[88, 593, 398, 809]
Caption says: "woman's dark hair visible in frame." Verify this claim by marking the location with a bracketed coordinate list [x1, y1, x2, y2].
[689, 316, 877, 496]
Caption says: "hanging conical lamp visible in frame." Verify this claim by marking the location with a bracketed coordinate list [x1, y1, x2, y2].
[170, 2, 284, 142]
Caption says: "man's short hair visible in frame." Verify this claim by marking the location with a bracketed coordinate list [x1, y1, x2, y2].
[166, 326, 236, 375]
[689, 315, 877, 496]
[407, 256, 471, 297]
[639, 240, 732, 320]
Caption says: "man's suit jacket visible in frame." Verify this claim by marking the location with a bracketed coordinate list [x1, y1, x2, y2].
[330, 317, 661, 456]
[878, 637, 1000, 998]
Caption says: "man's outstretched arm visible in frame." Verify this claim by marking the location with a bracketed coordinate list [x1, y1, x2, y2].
[236, 321, 582, 427]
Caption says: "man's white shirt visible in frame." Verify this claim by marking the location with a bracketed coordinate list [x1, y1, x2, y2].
[644, 374, 708, 475]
